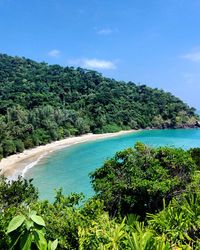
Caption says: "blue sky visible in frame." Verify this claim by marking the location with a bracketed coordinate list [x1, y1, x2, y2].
[0, 0, 200, 109]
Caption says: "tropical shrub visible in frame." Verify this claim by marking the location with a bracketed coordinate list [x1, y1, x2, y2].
[190, 148, 200, 168]
[0, 176, 38, 210]
[7, 210, 58, 249]
[148, 193, 200, 248]
[91, 142, 196, 217]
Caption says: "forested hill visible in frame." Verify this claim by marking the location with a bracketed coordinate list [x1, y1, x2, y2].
[0, 53, 199, 158]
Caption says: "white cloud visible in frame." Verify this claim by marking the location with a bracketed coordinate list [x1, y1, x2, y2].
[68, 58, 117, 70]
[48, 49, 61, 58]
[97, 28, 113, 35]
[83, 58, 116, 69]
[97, 28, 118, 35]
[182, 49, 200, 62]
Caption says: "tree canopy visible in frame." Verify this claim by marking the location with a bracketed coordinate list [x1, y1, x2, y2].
[0, 53, 199, 158]
[91, 142, 197, 217]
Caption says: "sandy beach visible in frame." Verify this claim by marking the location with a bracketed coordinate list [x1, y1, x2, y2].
[0, 130, 137, 179]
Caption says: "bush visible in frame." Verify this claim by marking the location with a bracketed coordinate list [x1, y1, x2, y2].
[23, 136, 34, 149]
[14, 139, 24, 153]
[2, 140, 16, 157]
[148, 192, 200, 247]
[101, 124, 123, 133]
[64, 129, 70, 137]
[7, 211, 58, 250]
[189, 147, 200, 168]
[91, 142, 196, 217]
[0, 176, 38, 210]
[0, 146, 3, 160]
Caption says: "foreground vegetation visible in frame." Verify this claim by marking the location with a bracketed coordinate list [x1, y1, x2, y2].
[0, 143, 200, 249]
[0, 53, 199, 159]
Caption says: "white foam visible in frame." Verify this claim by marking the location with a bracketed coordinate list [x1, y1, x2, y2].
[21, 153, 47, 178]
[8, 139, 90, 181]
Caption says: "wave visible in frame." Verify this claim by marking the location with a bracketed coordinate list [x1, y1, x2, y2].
[7, 139, 91, 181]
[21, 153, 47, 178]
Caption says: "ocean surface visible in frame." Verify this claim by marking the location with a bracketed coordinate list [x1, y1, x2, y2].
[25, 129, 200, 201]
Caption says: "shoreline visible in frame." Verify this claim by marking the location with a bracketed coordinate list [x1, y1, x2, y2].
[0, 129, 138, 179]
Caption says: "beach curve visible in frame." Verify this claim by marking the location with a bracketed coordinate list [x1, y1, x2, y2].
[0, 130, 138, 179]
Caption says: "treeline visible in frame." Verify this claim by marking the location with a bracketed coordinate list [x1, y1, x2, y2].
[0, 143, 200, 249]
[0, 53, 199, 159]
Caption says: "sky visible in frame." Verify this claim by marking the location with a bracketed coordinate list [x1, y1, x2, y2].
[0, 0, 200, 110]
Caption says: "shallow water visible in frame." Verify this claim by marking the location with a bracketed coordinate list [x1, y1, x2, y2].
[25, 129, 200, 201]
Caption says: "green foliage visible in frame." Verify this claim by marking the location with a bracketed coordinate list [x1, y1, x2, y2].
[7, 214, 26, 233]
[0, 53, 199, 158]
[0, 145, 3, 160]
[14, 140, 25, 153]
[2, 139, 16, 156]
[0, 175, 38, 210]
[189, 147, 200, 168]
[78, 210, 172, 249]
[7, 210, 58, 250]
[148, 192, 200, 248]
[0, 144, 200, 249]
[91, 142, 196, 217]
[78, 214, 126, 250]
[30, 191, 85, 249]
[94, 124, 123, 134]
[126, 221, 171, 250]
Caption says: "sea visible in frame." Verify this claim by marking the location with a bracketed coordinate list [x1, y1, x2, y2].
[25, 128, 200, 201]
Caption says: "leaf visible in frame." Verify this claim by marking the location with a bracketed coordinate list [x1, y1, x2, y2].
[30, 214, 45, 227]
[48, 239, 58, 250]
[25, 219, 34, 230]
[7, 215, 26, 233]
[33, 230, 47, 250]
[20, 232, 32, 250]
[29, 210, 37, 217]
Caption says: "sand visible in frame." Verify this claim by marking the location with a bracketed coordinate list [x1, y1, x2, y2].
[0, 130, 137, 179]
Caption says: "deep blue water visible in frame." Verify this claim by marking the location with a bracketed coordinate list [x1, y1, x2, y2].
[25, 129, 200, 201]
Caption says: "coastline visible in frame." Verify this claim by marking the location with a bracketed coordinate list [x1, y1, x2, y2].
[0, 129, 138, 179]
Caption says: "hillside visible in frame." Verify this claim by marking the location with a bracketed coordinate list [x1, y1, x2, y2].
[0, 53, 199, 158]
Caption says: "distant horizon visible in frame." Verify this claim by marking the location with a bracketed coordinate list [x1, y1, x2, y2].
[1, 0, 200, 109]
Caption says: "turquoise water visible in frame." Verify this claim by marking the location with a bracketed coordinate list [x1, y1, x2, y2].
[25, 129, 200, 201]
